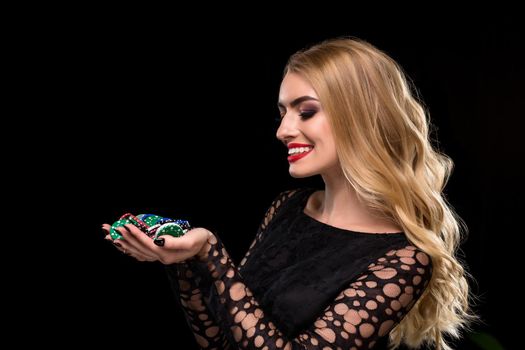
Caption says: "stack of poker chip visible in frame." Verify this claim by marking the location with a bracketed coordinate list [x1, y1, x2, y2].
[110, 213, 191, 240]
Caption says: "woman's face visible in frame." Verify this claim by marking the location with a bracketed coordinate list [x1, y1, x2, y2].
[276, 72, 339, 178]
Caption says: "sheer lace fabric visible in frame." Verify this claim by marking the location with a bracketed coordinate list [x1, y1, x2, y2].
[166, 189, 432, 349]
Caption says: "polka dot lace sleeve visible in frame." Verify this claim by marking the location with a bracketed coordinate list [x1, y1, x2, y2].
[196, 237, 432, 349]
[166, 261, 233, 349]
[164, 190, 299, 349]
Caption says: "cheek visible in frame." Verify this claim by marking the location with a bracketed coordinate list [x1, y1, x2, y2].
[320, 139, 339, 165]
[316, 117, 335, 139]
[324, 146, 339, 164]
[318, 126, 337, 155]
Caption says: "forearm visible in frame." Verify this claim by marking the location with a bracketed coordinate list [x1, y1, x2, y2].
[166, 262, 233, 349]
[195, 234, 300, 349]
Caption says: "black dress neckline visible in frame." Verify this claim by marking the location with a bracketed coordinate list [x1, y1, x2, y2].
[298, 188, 405, 236]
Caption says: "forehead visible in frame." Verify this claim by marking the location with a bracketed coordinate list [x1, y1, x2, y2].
[279, 73, 318, 103]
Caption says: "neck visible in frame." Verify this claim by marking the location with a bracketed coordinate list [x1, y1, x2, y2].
[316, 167, 393, 229]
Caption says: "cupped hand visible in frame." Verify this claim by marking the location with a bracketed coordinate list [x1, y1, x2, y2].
[102, 223, 212, 264]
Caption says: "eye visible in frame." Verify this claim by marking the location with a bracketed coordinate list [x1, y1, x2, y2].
[299, 110, 316, 120]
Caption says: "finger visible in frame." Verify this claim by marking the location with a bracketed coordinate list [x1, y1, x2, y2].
[124, 246, 156, 262]
[102, 223, 112, 237]
[116, 225, 158, 257]
[120, 224, 180, 258]
[111, 239, 126, 253]
[112, 238, 143, 257]
[154, 234, 201, 264]
[115, 228, 157, 260]
[155, 234, 193, 251]
[158, 227, 211, 252]
[122, 224, 161, 250]
[151, 234, 202, 264]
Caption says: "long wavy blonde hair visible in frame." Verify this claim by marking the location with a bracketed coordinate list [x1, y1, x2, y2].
[285, 37, 476, 349]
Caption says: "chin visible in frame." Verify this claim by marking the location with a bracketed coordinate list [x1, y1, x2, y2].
[289, 166, 318, 178]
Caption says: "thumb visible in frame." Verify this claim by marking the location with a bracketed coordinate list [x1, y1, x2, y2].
[153, 233, 192, 250]
[153, 236, 166, 247]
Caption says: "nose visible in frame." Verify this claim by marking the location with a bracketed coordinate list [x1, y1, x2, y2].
[276, 113, 300, 144]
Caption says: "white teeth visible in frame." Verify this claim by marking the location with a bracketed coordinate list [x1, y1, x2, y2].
[288, 146, 313, 155]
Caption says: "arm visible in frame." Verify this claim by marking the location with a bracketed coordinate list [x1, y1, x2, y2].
[106, 222, 227, 349]
[165, 261, 232, 349]
[196, 234, 433, 349]
[164, 189, 299, 349]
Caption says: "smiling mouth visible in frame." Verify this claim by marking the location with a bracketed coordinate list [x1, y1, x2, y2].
[287, 147, 313, 163]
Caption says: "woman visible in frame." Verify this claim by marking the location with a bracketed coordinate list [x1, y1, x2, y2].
[103, 37, 475, 349]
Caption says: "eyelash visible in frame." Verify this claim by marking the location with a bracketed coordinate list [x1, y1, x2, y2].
[299, 110, 316, 119]
[275, 110, 317, 123]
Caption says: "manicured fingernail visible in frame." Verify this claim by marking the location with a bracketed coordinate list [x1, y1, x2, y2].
[153, 238, 165, 247]
[113, 242, 122, 248]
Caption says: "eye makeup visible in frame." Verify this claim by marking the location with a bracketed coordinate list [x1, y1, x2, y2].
[275, 100, 320, 124]
[299, 109, 317, 120]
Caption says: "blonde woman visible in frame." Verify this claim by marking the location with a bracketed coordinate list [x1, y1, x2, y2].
[103, 37, 475, 349]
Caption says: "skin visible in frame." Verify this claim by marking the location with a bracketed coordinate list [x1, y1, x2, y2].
[102, 224, 213, 264]
[276, 73, 402, 234]
[104, 72, 401, 262]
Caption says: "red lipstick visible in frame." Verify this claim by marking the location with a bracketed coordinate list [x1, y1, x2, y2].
[287, 142, 314, 149]
[287, 143, 314, 163]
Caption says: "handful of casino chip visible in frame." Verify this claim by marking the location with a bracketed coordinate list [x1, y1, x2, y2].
[110, 213, 191, 240]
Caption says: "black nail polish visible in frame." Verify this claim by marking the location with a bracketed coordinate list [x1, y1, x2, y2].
[153, 238, 165, 247]
[113, 242, 122, 248]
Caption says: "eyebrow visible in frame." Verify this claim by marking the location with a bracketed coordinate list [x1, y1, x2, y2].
[277, 95, 319, 109]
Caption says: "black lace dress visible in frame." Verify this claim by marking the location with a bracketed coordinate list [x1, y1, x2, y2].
[166, 188, 432, 349]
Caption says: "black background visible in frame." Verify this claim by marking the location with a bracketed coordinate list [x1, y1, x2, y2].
[38, 12, 522, 349]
